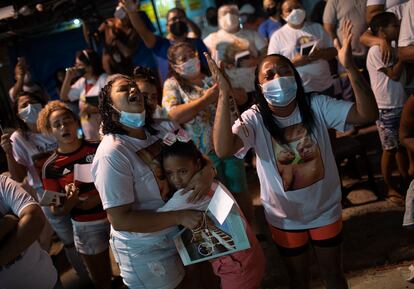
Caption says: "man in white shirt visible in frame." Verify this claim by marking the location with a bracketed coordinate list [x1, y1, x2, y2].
[204, 4, 267, 95]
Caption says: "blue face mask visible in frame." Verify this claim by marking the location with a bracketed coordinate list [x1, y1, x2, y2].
[112, 106, 146, 129]
[261, 76, 297, 107]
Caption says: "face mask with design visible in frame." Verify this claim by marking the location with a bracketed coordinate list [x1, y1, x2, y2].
[170, 21, 189, 37]
[112, 106, 146, 129]
[18, 103, 42, 125]
[284, 8, 306, 25]
[261, 76, 297, 107]
[219, 13, 240, 32]
[174, 57, 200, 78]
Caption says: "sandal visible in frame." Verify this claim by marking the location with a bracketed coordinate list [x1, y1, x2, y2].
[386, 192, 405, 206]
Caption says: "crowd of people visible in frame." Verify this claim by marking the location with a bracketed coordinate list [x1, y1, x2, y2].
[1, 0, 414, 288]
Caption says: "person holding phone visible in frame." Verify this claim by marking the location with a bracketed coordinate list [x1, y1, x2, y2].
[268, 0, 337, 97]
[60, 49, 108, 141]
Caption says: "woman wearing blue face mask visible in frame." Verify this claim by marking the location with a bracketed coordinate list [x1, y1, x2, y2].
[93, 74, 216, 289]
[209, 21, 378, 289]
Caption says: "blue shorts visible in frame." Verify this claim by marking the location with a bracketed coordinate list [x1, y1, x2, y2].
[208, 152, 248, 194]
[72, 219, 110, 255]
[110, 230, 184, 289]
[376, 108, 403, 150]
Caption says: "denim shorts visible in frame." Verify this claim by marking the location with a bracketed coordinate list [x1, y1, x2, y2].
[208, 152, 248, 194]
[35, 187, 74, 245]
[110, 230, 184, 289]
[72, 219, 110, 255]
[376, 108, 403, 150]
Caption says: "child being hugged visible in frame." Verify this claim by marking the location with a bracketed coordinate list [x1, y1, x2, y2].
[366, 11, 409, 205]
[159, 133, 265, 289]
[37, 100, 111, 289]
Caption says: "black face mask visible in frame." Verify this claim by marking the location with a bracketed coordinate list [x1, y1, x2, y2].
[170, 21, 189, 37]
[266, 6, 278, 17]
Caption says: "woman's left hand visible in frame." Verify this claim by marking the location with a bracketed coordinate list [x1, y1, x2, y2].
[337, 20, 355, 70]
[182, 162, 215, 203]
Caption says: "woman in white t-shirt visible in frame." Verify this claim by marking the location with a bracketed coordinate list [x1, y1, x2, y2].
[92, 74, 215, 289]
[208, 20, 378, 289]
[268, 0, 337, 96]
[60, 49, 108, 141]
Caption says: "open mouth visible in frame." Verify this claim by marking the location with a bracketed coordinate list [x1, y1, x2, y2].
[61, 132, 71, 138]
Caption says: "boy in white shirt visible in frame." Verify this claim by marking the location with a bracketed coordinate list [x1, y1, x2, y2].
[366, 11, 408, 204]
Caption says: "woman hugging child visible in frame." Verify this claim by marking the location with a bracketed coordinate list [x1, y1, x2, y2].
[159, 133, 265, 289]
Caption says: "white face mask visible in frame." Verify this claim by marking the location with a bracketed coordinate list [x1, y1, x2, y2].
[285, 9, 306, 26]
[261, 76, 297, 107]
[18, 103, 42, 125]
[112, 106, 146, 129]
[174, 57, 200, 78]
[219, 13, 240, 32]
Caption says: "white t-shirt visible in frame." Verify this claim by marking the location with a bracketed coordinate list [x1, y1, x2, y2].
[10, 131, 57, 189]
[68, 73, 108, 141]
[8, 84, 41, 102]
[204, 29, 267, 92]
[267, 22, 334, 93]
[366, 45, 407, 108]
[92, 121, 179, 241]
[399, 0, 414, 47]
[232, 95, 353, 229]
[0, 175, 57, 289]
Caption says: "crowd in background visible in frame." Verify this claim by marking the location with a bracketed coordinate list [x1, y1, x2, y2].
[1, 0, 414, 289]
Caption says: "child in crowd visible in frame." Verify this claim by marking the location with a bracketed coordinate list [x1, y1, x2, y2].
[38, 101, 111, 289]
[159, 135, 265, 289]
[366, 11, 409, 205]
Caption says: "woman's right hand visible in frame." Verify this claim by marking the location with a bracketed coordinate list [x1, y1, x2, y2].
[14, 58, 27, 80]
[65, 67, 79, 80]
[1, 133, 13, 155]
[175, 210, 204, 230]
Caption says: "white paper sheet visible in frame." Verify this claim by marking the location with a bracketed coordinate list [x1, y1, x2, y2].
[73, 163, 94, 183]
[207, 185, 235, 225]
[39, 190, 66, 206]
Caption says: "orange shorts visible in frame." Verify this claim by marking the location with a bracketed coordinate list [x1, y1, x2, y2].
[269, 219, 343, 256]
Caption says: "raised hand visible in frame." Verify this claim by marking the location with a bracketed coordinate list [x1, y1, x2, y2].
[120, 0, 137, 12]
[337, 20, 355, 70]
[204, 52, 232, 96]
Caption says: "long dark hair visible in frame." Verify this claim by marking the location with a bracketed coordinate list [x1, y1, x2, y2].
[99, 74, 158, 136]
[76, 49, 104, 77]
[254, 54, 315, 144]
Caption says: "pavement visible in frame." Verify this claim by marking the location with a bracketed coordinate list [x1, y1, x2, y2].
[53, 125, 414, 289]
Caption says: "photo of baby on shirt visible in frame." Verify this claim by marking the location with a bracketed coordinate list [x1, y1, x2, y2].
[273, 123, 325, 191]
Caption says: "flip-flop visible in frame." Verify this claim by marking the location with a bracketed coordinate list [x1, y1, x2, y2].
[386, 193, 405, 206]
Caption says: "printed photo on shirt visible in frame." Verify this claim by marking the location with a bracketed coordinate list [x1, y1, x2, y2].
[272, 123, 325, 191]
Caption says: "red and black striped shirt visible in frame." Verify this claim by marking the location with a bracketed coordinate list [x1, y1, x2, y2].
[42, 141, 106, 222]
